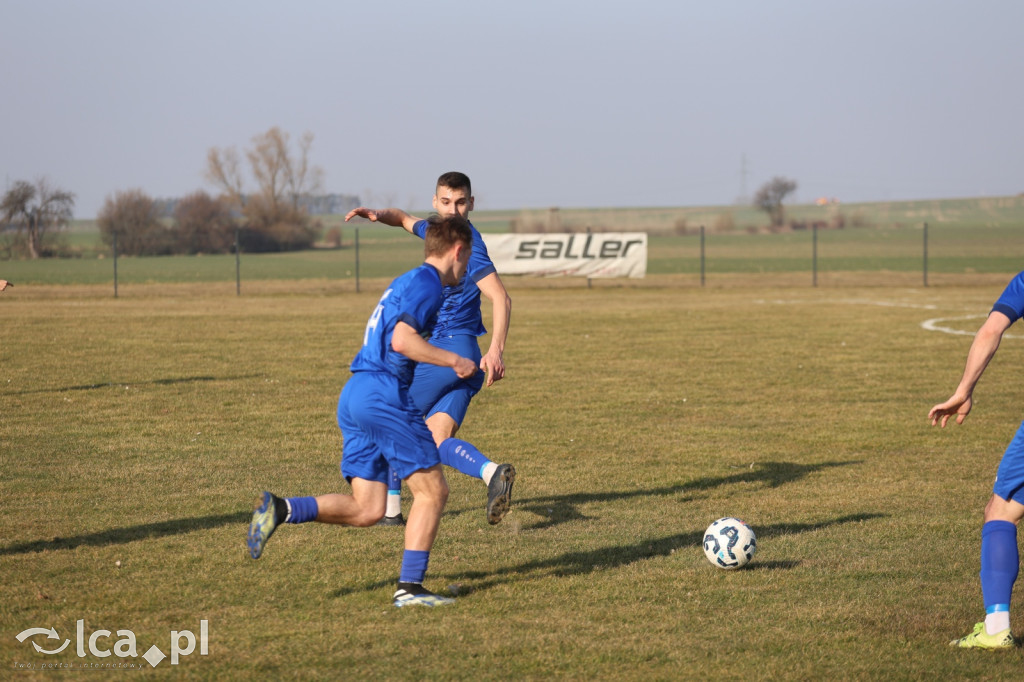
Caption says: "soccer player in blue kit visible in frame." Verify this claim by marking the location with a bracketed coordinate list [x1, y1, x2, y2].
[930, 270, 1024, 649]
[346, 172, 515, 525]
[247, 215, 482, 606]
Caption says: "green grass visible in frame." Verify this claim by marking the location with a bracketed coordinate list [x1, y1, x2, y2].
[2, 276, 1023, 678]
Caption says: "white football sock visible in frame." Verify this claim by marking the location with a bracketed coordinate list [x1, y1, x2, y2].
[385, 493, 402, 517]
[985, 611, 1011, 635]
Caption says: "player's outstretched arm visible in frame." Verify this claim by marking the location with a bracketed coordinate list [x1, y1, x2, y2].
[392, 322, 478, 378]
[344, 207, 421, 234]
[928, 311, 1012, 427]
[477, 272, 511, 387]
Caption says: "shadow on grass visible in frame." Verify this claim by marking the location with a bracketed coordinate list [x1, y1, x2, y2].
[4, 374, 262, 396]
[330, 512, 886, 598]
[517, 460, 859, 530]
[444, 512, 886, 594]
[0, 512, 249, 555]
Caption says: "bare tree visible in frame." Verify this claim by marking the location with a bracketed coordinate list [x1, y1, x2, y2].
[753, 176, 798, 227]
[97, 189, 170, 256]
[172, 191, 236, 254]
[205, 127, 323, 250]
[1, 178, 75, 258]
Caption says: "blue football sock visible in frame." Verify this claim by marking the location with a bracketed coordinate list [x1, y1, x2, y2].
[284, 496, 319, 524]
[439, 438, 492, 480]
[980, 520, 1018, 614]
[399, 549, 430, 585]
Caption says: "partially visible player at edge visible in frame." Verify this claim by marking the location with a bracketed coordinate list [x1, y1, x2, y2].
[345, 172, 515, 525]
[248, 215, 485, 607]
[929, 270, 1024, 650]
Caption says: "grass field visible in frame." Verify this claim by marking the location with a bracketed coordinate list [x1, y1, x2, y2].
[2, 272, 1023, 678]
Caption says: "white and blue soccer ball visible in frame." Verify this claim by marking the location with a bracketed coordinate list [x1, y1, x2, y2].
[703, 517, 757, 569]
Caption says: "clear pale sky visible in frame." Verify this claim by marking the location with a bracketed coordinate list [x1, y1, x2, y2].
[2, 0, 1021, 218]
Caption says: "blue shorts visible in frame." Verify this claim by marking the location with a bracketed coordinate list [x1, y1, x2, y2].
[336, 372, 440, 484]
[408, 334, 485, 424]
[993, 420, 1024, 505]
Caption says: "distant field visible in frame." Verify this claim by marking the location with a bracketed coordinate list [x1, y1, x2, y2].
[3, 225, 1023, 290]
[3, 282, 1023, 677]
[2, 195, 1022, 291]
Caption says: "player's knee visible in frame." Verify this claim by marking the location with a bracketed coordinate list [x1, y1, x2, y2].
[416, 476, 449, 508]
[350, 507, 386, 527]
[983, 494, 1024, 524]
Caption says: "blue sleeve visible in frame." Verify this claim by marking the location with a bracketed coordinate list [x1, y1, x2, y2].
[992, 272, 1024, 324]
[412, 220, 428, 240]
[468, 227, 497, 284]
[399, 267, 443, 333]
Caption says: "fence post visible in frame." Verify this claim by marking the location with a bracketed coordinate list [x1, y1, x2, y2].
[923, 222, 928, 287]
[234, 226, 241, 296]
[700, 225, 706, 287]
[355, 227, 360, 293]
[812, 223, 818, 288]
[113, 231, 118, 298]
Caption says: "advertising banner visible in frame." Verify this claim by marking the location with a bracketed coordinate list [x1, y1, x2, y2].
[482, 232, 647, 278]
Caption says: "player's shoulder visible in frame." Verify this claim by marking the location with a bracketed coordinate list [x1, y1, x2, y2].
[1000, 271, 1024, 297]
[405, 261, 441, 283]
[991, 271, 1024, 323]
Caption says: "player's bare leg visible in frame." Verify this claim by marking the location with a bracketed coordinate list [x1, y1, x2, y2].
[247, 479, 386, 559]
[314, 478, 387, 526]
[393, 465, 454, 607]
[403, 465, 448, 550]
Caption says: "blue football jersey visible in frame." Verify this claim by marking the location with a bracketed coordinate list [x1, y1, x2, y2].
[992, 271, 1024, 324]
[413, 220, 496, 337]
[349, 263, 444, 386]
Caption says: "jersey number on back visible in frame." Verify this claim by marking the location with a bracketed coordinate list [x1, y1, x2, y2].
[363, 289, 393, 346]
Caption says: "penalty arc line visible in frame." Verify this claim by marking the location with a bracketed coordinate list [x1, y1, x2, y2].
[921, 314, 1024, 339]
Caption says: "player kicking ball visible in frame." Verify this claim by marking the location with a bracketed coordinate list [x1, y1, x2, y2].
[248, 215, 491, 606]
[930, 270, 1024, 649]
[346, 172, 515, 526]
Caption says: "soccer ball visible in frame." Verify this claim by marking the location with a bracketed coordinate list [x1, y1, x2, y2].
[703, 517, 757, 569]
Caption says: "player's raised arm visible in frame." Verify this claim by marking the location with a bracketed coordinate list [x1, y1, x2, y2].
[344, 207, 421, 234]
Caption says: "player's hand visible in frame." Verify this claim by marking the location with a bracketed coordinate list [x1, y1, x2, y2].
[480, 352, 505, 387]
[453, 356, 478, 379]
[344, 207, 378, 222]
[0, 279, 11, 291]
[928, 394, 972, 427]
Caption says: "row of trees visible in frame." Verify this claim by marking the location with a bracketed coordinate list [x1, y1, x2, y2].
[5, 129, 801, 258]
[98, 127, 326, 256]
[2, 127, 331, 258]
[97, 190, 237, 256]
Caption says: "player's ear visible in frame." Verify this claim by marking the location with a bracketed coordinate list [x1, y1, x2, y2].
[467, 196, 475, 212]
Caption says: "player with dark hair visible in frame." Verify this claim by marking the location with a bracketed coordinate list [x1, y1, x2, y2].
[248, 215, 487, 607]
[929, 270, 1024, 649]
[346, 172, 515, 525]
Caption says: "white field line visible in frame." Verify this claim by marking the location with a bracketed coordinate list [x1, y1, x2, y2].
[755, 297, 1023, 339]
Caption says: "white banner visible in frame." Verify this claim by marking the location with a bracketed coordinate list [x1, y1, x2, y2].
[482, 233, 647, 278]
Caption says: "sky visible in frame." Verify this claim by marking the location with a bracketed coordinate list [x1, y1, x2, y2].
[2, 0, 1022, 218]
